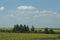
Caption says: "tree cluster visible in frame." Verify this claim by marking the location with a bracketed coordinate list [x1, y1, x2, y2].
[13, 24, 30, 33]
[0, 24, 59, 34]
[12, 24, 55, 34]
[44, 28, 54, 34]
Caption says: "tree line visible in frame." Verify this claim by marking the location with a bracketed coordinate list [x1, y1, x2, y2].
[12, 24, 55, 34]
[0, 24, 60, 34]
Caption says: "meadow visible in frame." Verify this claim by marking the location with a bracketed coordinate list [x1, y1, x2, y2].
[0, 33, 60, 40]
[0, 28, 60, 40]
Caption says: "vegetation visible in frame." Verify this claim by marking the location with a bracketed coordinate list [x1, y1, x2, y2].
[0, 33, 60, 40]
[0, 24, 60, 40]
[0, 24, 60, 34]
[12, 24, 60, 34]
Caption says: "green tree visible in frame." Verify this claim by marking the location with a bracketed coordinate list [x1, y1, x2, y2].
[19, 24, 23, 32]
[44, 28, 49, 34]
[26, 25, 29, 32]
[31, 25, 35, 32]
[49, 29, 54, 34]
[23, 24, 27, 32]
[13, 24, 19, 32]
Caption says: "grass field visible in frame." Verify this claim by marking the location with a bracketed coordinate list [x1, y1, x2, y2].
[0, 28, 60, 32]
[0, 28, 60, 40]
[0, 33, 60, 40]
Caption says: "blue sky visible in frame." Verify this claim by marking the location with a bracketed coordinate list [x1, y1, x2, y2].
[0, 0, 60, 28]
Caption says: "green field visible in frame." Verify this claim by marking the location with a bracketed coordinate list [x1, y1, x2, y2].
[0, 33, 60, 40]
[0, 28, 60, 40]
[0, 28, 60, 32]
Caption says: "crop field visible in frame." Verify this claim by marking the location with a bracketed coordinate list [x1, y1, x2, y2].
[0, 28, 60, 32]
[0, 33, 60, 40]
[0, 28, 60, 40]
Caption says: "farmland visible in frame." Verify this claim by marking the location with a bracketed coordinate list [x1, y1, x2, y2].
[0, 28, 60, 40]
[0, 33, 60, 40]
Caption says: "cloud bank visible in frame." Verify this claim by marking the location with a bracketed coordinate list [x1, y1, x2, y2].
[0, 6, 60, 28]
[17, 6, 36, 10]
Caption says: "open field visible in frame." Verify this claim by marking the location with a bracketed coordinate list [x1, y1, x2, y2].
[0, 28, 60, 40]
[0, 33, 60, 40]
[0, 28, 60, 32]
[0, 28, 13, 30]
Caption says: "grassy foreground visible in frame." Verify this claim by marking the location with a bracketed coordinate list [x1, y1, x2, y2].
[0, 28, 60, 40]
[0, 33, 60, 40]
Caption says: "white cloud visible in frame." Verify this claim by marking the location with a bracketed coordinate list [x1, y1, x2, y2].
[8, 6, 60, 20]
[40, 10, 57, 16]
[17, 6, 36, 10]
[1, 6, 60, 28]
[0, 6, 5, 11]
[8, 6, 39, 16]
[8, 6, 60, 19]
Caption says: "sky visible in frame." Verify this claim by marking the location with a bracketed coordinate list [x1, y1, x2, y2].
[0, 0, 60, 28]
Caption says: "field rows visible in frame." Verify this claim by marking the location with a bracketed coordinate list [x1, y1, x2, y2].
[0, 33, 60, 40]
